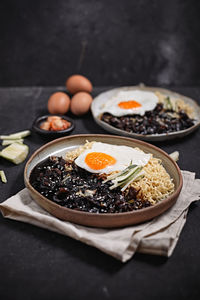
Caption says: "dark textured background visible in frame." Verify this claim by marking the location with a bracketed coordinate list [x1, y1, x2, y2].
[0, 0, 200, 87]
[1, 2, 200, 299]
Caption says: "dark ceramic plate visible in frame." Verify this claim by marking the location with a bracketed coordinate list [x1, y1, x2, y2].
[32, 115, 75, 138]
[91, 86, 200, 141]
[24, 134, 183, 228]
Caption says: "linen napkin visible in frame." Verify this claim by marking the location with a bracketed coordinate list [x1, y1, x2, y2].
[0, 171, 199, 262]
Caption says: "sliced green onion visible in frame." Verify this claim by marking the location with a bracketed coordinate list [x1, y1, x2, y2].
[2, 138, 24, 146]
[105, 163, 144, 191]
[121, 170, 144, 192]
[0, 170, 7, 183]
[0, 143, 29, 164]
[103, 163, 137, 183]
[0, 130, 31, 140]
[164, 96, 173, 110]
[169, 151, 179, 162]
[110, 166, 143, 190]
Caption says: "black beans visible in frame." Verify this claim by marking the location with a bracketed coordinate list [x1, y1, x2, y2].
[101, 104, 195, 135]
[30, 156, 151, 213]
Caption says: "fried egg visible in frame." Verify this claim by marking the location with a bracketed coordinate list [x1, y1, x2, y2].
[75, 142, 151, 174]
[100, 90, 158, 117]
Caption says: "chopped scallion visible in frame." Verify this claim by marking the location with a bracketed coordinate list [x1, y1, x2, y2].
[104, 163, 144, 191]
[0, 170, 7, 183]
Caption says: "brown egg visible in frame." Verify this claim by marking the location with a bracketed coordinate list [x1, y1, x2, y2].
[70, 92, 93, 116]
[66, 74, 93, 94]
[48, 92, 70, 114]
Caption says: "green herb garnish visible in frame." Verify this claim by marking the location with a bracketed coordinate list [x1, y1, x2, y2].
[164, 96, 173, 110]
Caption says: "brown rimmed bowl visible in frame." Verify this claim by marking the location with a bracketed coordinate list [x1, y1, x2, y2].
[24, 134, 183, 228]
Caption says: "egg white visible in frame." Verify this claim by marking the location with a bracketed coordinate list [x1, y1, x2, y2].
[75, 142, 151, 174]
[100, 90, 158, 117]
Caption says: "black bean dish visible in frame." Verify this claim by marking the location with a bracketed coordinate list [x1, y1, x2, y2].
[97, 90, 195, 135]
[101, 103, 194, 135]
[29, 140, 176, 214]
[30, 156, 151, 213]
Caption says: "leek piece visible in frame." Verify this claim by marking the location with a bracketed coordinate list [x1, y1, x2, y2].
[109, 165, 144, 191]
[164, 96, 173, 110]
[121, 170, 144, 191]
[0, 130, 31, 140]
[0, 143, 29, 164]
[103, 163, 137, 183]
[169, 151, 179, 162]
[0, 170, 7, 183]
[2, 138, 24, 146]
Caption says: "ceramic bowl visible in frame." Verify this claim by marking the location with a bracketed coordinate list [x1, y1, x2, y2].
[32, 115, 75, 138]
[24, 134, 183, 228]
[91, 86, 200, 141]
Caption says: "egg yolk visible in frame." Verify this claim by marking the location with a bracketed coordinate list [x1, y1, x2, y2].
[85, 152, 116, 170]
[118, 100, 141, 109]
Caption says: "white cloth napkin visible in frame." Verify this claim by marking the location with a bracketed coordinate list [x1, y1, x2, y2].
[0, 171, 199, 262]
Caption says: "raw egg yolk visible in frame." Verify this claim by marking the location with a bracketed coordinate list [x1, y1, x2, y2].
[85, 152, 116, 170]
[118, 100, 141, 109]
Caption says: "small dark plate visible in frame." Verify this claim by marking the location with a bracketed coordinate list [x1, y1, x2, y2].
[32, 115, 75, 138]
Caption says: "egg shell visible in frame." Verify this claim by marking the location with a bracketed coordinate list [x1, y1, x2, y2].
[70, 92, 93, 116]
[66, 74, 93, 94]
[48, 92, 70, 114]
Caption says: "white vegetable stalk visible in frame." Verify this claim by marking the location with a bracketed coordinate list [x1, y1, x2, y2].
[0, 170, 7, 183]
[0, 130, 31, 140]
[169, 151, 179, 162]
[0, 143, 29, 164]
[2, 139, 24, 146]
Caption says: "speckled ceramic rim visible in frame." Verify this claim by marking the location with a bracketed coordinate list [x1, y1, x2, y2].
[91, 86, 200, 141]
[24, 134, 183, 228]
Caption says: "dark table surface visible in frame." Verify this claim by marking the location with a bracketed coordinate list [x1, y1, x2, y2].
[0, 86, 200, 300]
